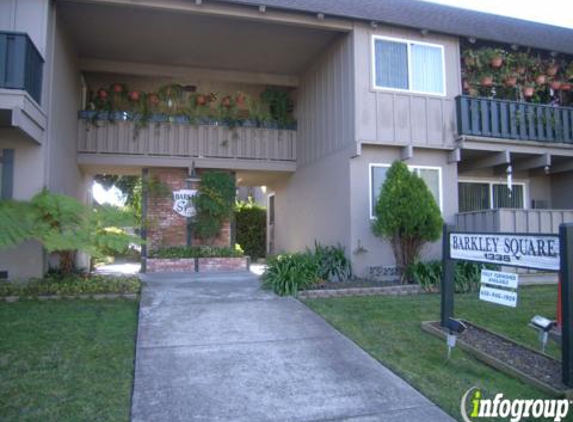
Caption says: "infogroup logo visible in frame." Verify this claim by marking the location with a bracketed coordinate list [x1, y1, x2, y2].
[460, 387, 570, 422]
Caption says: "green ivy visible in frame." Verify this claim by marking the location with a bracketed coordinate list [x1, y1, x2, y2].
[192, 172, 236, 245]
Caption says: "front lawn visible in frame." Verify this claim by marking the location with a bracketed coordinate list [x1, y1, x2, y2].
[305, 286, 559, 421]
[0, 300, 138, 422]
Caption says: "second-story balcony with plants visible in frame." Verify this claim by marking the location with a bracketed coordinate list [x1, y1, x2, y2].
[457, 43, 573, 147]
[58, 0, 351, 175]
[77, 80, 298, 172]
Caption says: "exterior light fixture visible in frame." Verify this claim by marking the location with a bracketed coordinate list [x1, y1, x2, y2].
[545, 165, 551, 175]
[317, 13, 324, 20]
[468, 37, 477, 44]
[258, 5, 266, 13]
[420, 29, 429, 36]
[370, 21, 378, 28]
[550, 51, 558, 58]
[511, 44, 519, 51]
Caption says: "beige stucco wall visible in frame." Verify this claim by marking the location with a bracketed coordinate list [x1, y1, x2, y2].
[353, 22, 461, 149]
[0, 0, 49, 58]
[550, 172, 573, 209]
[349, 145, 458, 277]
[44, 4, 83, 197]
[269, 146, 352, 255]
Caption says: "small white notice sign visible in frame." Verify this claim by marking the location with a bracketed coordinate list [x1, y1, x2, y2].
[480, 270, 519, 289]
[479, 286, 518, 308]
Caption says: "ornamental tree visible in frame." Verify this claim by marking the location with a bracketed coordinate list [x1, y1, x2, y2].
[0, 189, 139, 275]
[372, 161, 443, 282]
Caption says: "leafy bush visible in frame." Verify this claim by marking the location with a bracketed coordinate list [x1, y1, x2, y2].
[372, 161, 443, 282]
[313, 242, 352, 283]
[0, 189, 139, 275]
[262, 243, 352, 296]
[193, 172, 236, 244]
[0, 274, 141, 297]
[262, 253, 319, 296]
[149, 245, 243, 259]
[407, 260, 498, 293]
[235, 200, 266, 260]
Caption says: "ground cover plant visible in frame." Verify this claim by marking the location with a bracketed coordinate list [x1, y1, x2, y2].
[0, 300, 138, 421]
[0, 274, 140, 297]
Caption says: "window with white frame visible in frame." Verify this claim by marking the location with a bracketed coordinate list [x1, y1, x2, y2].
[370, 164, 442, 218]
[458, 181, 526, 212]
[372, 36, 446, 95]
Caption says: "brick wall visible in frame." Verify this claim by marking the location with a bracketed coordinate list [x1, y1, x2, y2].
[146, 257, 249, 273]
[146, 168, 232, 251]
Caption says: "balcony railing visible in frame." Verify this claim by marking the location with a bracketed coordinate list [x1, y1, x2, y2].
[456, 209, 573, 234]
[456, 96, 573, 144]
[0, 32, 43, 104]
[77, 115, 296, 164]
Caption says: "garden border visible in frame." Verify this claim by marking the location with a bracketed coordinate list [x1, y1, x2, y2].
[298, 284, 421, 299]
[2, 293, 139, 302]
[422, 320, 573, 398]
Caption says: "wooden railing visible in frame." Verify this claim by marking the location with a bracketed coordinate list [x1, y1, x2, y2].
[456, 209, 573, 234]
[77, 118, 297, 163]
[456, 96, 573, 144]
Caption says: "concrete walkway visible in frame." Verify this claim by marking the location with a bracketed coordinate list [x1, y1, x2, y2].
[131, 272, 455, 422]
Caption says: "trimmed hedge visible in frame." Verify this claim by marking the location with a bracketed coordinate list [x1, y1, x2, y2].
[235, 201, 266, 260]
[0, 274, 141, 297]
[149, 245, 243, 259]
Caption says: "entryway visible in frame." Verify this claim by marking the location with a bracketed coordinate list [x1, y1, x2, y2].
[131, 271, 454, 421]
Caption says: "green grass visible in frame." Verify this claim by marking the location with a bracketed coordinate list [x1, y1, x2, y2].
[0, 300, 138, 422]
[305, 286, 562, 421]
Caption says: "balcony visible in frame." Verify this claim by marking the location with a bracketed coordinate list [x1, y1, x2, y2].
[0, 32, 43, 104]
[77, 113, 297, 171]
[456, 96, 573, 144]
[456, 208, 573, 234]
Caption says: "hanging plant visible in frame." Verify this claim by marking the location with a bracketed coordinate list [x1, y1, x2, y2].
[561, 83, 571, 92]
[546, 60, 559, 77]
[481, 48, 505, 68]
[550, 79, 562, 91]
[480, 74, 494, 88]
[128, 91, 140, 102]
[535, 74, 547, 85]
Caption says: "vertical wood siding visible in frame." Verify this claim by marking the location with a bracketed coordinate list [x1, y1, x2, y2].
[354, 24, 460, 148]
[296, 33, 355, 165]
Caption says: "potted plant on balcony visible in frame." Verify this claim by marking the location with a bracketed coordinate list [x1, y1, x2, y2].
[481, 48, 505, 68]
[501, 68, 518, 88]
[546, 59, 559, 77]
[549, 78, 562, 91]
[513, 52, 533, 75]
[522, 82, 536, 98]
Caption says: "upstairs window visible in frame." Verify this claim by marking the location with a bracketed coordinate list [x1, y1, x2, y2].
[372, 36, 445, 96]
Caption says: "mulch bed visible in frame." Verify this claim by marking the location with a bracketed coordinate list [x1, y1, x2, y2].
[429, 321, 567, 392]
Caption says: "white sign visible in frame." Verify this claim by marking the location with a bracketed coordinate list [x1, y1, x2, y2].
[172, 189, 197, 218]
[479, 285, 518, 308]
[480, 270, 519, 289]
[450, 232, 560, 271]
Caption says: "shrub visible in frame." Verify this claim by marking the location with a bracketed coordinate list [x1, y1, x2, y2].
[407, 260, 497, 293]
[193, 171, 236, 244]
[262, 243, 352, 296]
[0, 189, 139, 275]
[235, 200, 266, 260]
[312, 242, 352, 282]
[149, 245, 243, 259]
[262, 253, 318, 296]
[0, 274, 141, 297]
[372, 161, 443, 282]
